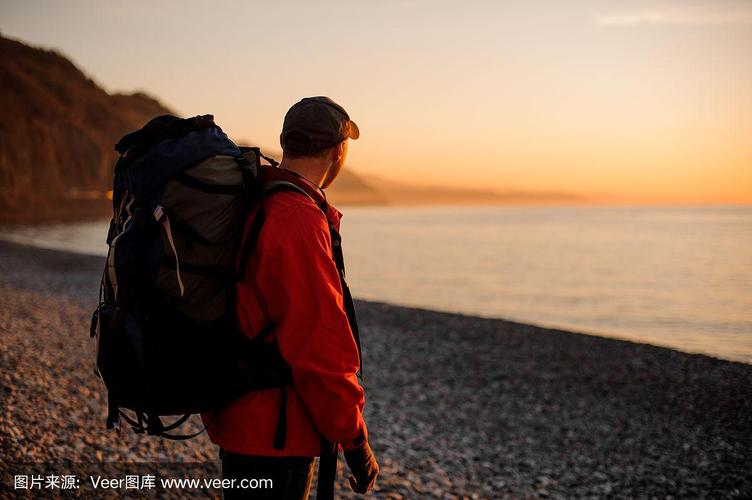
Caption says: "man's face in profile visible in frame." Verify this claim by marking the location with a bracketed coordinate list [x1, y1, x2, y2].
[321, 140, 348, 189]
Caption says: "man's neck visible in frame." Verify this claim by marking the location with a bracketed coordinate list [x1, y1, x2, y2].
[278, 157, 327, 188]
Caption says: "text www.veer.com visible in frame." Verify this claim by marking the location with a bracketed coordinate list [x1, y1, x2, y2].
[160, 477, 272, 490]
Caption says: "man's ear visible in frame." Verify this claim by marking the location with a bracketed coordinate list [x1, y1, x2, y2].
[334, 140, 347, 162]
[279, 133, 285, 149]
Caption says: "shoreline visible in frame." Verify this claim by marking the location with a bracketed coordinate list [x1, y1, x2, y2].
[1, 240, 751, 497]
[1, 233, 748, 367]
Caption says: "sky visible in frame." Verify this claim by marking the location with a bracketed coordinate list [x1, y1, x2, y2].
[1, 0, 751, 203]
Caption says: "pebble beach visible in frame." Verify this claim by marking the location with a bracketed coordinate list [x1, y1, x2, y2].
[1, 240, 750, 498]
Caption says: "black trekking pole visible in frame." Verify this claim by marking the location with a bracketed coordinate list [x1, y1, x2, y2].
[317, 438, 337, 500]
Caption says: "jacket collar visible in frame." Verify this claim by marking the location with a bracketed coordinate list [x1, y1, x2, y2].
[270, 167, 343, 232]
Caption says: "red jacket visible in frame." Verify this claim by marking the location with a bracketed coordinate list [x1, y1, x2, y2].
[201, 171, 367, 457]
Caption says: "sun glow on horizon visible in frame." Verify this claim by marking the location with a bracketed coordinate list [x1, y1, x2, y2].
[2, 0, 750, 204]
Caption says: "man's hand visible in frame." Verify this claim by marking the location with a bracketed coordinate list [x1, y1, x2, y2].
[344, 441, 379, 494]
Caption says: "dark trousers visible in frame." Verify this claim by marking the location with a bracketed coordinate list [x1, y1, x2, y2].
[219, 448, 315, 500]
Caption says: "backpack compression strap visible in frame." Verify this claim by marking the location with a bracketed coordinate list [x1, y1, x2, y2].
[118, 411, 209, 441]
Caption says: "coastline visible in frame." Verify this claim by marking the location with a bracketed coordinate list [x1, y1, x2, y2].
[0, 240, 750, 498]
[4, 204, 751, 365]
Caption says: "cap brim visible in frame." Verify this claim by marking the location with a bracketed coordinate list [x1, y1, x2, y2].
[347, 120, 360, 140]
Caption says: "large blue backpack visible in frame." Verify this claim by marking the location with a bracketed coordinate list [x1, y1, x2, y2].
[91, 115, 293, 440]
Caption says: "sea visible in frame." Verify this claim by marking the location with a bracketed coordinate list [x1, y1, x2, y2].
[2, 205, 750, 363]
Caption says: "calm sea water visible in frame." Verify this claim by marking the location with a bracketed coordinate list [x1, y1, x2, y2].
[2, 205, 751, 363]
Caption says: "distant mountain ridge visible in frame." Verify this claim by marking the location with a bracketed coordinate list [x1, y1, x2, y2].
[0, 34, 580, 224]
[0, 34, 386, 223]
[0, 34, 173, 223]
[363, 174, 581, 206]
[244, 145, 388, 206]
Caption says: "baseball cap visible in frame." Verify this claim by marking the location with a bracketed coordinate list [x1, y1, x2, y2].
[281, 96, 360, 154]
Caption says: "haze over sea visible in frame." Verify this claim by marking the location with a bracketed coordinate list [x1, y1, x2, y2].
[2, 205, 750, 363]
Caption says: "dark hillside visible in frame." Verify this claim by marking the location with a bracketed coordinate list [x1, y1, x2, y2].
[0, 35, 172, 223]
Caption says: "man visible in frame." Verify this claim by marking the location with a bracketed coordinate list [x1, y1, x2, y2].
[202, 97, 379, 499]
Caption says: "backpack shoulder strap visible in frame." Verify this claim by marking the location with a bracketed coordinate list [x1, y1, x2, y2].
[327, 223, 363, 379]
[235, 179, 318, 282]
[236, 172, 364, 376]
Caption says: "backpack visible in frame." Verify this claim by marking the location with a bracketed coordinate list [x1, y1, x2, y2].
[90, 114, 306, 440]
[91, 114, 363, 498]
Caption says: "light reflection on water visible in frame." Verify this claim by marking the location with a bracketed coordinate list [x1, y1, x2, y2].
[2, 205, 750, 363]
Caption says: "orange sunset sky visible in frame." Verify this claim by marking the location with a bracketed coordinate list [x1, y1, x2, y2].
[2, 0, 751, 204]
